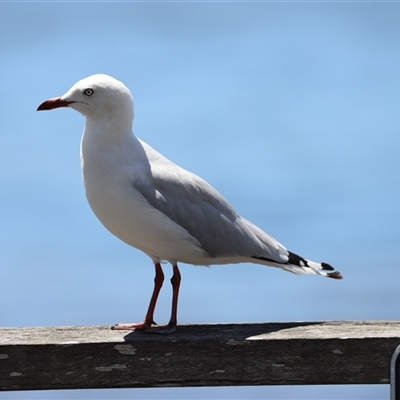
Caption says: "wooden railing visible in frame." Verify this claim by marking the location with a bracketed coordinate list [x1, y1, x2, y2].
[1, 321, 399, 396]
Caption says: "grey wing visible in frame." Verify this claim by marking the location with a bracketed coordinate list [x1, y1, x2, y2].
[135, 163, 286, 262]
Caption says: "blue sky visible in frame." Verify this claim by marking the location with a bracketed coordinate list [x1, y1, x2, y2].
[1, 2, 399, 399]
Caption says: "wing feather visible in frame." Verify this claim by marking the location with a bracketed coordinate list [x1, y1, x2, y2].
[135, 141, 285, 262]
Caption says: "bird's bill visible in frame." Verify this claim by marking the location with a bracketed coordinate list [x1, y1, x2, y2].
[37, 97, 72, 111]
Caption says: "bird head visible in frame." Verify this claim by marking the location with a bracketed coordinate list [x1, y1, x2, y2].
[37, 74, 134, 123]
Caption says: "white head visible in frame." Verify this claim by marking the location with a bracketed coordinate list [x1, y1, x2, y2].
[37, 74, 134, 126]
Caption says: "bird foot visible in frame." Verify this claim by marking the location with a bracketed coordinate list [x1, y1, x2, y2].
[111, 321, 176, 335]
[111, 321, 154, 331]
[139, 324, 177, 335]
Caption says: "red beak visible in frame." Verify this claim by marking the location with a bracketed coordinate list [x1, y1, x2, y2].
[37, 97, 73, 111]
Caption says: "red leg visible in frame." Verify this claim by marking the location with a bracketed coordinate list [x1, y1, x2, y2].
[168, 264, 181, 327]
[111, 262, 164, 330]
[141, 264, 181, 335]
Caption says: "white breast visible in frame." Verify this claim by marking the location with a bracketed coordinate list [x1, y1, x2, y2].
[80, 126, 207, 264]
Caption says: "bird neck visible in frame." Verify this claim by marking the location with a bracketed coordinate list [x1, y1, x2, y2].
[80, 116, 148, 172]
[84, 111, 133, 136]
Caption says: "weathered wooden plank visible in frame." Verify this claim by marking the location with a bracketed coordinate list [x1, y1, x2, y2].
[0, 321, 399, 391]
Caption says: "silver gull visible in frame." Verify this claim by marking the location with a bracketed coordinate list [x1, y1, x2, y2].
[37, 74, 342, 334]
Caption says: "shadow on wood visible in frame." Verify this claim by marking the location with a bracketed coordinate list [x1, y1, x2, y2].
[1, 321, 399, 391]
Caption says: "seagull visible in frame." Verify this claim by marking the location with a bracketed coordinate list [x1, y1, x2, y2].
[37, 74, 342, 334]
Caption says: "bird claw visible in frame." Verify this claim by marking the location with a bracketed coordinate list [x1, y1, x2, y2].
[111, 322, 176, 334]
[111, 322, 154, 331]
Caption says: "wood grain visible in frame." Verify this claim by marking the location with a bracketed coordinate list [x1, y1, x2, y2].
[1, 321, 399, 391]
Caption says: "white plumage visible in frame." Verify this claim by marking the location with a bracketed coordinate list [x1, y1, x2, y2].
[38, 74, 342, 334]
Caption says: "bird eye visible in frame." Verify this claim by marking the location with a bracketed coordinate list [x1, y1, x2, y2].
[83, 88, 94, 96]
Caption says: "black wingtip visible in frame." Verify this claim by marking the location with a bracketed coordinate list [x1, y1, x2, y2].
[289, 252, 343, 279]
[287, 251, 307, 267]
[321, 262, 334, 271]
[321, 263, 343, 279]
[253, 252, 343, 279]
